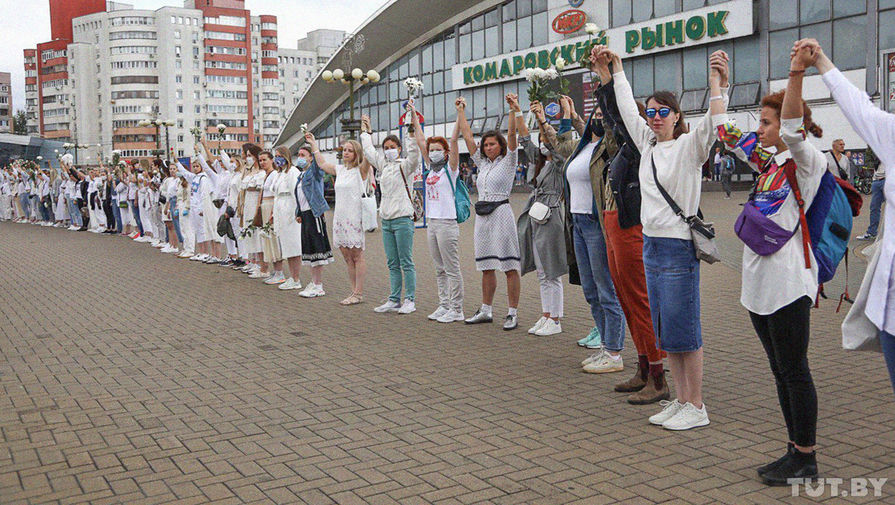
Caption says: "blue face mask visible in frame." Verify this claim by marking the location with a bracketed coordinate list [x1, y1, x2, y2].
[274, 156, 287, 168]
[296, 158, 309, 169]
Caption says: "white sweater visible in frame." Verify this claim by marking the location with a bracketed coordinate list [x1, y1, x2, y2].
[361, 132, 420, 220]
[613, 71, 728, 240]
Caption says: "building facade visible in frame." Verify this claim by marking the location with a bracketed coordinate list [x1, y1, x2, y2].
[25, 0, 343, 161]
[0, 73, 11, 133]
[278, 0, 895, 156]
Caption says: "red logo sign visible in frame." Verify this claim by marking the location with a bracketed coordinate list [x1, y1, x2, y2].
[552, 9, 587, 34]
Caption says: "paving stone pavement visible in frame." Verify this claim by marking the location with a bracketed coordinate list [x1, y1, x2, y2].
[1, 191, 893, 505]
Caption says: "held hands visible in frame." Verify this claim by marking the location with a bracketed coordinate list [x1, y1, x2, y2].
[361, 114, 371, 133]
[530, 101, 546, 123]
[708, 50, 729, 87]
[505, 93, 520, 112]
[589, 46, 611, 77]
[455, 96, 466, 111]
[595, 46, 621, 72]
[790, 39, 820, 71]
[560, 95, 577, 119]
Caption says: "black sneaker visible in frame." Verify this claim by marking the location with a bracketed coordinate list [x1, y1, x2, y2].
[762, 448, 818, 486]
[757, 443, 794, 477]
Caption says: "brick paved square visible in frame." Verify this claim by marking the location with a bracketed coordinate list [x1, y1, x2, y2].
[1, 192, 893, 504]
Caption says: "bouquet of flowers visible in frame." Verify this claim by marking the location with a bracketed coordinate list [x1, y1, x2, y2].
[189, 126, 202, 143]
[403, 77, 423, 99]
[300, 123, 309, 134]
[522, 67, 559, 104]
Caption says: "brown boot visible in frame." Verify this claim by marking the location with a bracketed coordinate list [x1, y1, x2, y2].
[627, 373, 670, 405]
[614, 368, 647, 393]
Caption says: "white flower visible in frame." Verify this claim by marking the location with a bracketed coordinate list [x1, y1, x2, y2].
[300, 123, 309, 133]
[554, 57, 566, 71]
[545, 69, 559, 80]
[216, 123, 227, 132]
[584, 23, 599, 34]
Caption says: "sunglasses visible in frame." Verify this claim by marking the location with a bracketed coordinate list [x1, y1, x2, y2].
[645, 107, 672, 119]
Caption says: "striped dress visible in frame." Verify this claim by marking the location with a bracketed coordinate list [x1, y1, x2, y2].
[472, 149, 520, 272]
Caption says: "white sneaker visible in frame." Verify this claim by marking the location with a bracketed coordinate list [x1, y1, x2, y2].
[436, 309, 465, 323]
[582, 352, 623, 374]
[240, 264, 255, 273]
[374, 300, 401, 313]
[428, 306, 449, 320]
[649, 399, 683, 426]
[662, 402, 710, 431]
[528, 316, 548, 334]
[581, 350, 604, 366]
[397, 299, 416, 314]
[278, 278, 302, 290]
[535, 319, 562, 336]
[152, 241, 165, 248]
[160, 245, 174, 253]
[264, 272, 286, 284]
[189, 254, 204, 261]
[299, 283, 324, 298]
[248, 269, 267, 279]
[67, 225, 78, 231]
[178, 250, 193, 258]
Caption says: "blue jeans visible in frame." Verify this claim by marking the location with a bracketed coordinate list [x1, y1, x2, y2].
[112, 202, 122, 232]
[19, 194, 30, 218]
[68, 199, 81, 227]
[882, 331, 895, 396]
[572, 213, 626, 352]
[170, 196, 184, 244]
[866, 179, 885, 237]
[382, 216, 416, 302]
[131, 201, 144, 235]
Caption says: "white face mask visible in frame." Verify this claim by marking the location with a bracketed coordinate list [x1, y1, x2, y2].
[429, 150, 445, 164]
[245, 156, 255, 168]
[384, 148, 399, 161]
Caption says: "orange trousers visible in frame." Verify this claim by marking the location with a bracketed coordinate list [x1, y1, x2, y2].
[603, 210, 666, 362]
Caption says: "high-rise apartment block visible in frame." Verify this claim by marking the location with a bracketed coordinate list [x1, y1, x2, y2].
[24, 0, 343, 161]
[0, 72, 11, 133]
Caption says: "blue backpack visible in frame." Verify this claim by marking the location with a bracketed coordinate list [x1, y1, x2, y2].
[445, 170, 471, 224]
[784, 167, 855, 285]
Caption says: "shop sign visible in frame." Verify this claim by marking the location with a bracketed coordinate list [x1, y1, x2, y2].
[452, 0, 753, 90]
[552, 9, 587, 34]
[568, 0, 585, 6]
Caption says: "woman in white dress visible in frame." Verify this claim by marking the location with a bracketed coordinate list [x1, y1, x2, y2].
[305, 131, 371, 305]
[460, 93, 523, 330]
[239, 144, 266, 277]
[273, 146, 304, 290]
[260, 151, 285, 283]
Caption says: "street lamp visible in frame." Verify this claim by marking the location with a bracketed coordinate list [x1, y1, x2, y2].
[62, 142, 89, 165]
[321, 67, 380, 138]
[138, 119, 175, 161]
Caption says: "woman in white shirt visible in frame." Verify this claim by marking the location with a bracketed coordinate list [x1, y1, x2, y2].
[160, 168, 181, 253]
[714, 45, 823, 487]
[602, 45, 729, 431]
[305, 131, 371, 305]
[258, 151, 285, 283]
[360, 105, 421, 315]
[273, 146, 304, 290]
[414, 99, 466, 323]
[238, 144, 266, 276]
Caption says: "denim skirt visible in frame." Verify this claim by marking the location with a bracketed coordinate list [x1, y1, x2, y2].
[642, 236, 702, 352]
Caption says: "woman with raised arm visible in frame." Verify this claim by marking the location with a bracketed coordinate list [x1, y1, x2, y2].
[589, 49, 668, 404]
[293, 143, 334, 298]
[361, 106, 421, 315]
[462, 93, 522, 330]
[220, 150, 244, 266]
[305, 131, 371, 305]
[794, 38, 895, 397]
[600, 44, 729, 430]
[272, 146, 304, 290]
[516, 99, 569, 336]
[415, 97, 466, 323]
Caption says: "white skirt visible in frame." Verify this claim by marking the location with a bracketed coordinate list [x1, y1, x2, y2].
[274, 196, 302, 259]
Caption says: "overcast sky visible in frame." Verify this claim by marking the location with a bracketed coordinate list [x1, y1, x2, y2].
[0, 0, 383, 114]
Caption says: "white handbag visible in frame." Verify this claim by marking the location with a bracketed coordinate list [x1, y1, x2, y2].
[842, 240, 882, 352]
[359, 174, 378, 232]
[528, 201, 551, 225]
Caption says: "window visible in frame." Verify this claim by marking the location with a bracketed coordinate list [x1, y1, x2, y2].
[110, 31, 156, 40]
[110, 46, 156, 55]
[632, 56, 654, 97]
[833, 0, 864, 17]
[653, 52, 678, 93]
[110, 75, 158, 85]
[612, 0, 632, 27]
[532, 11, 548, 46]
[769, 28, 798, 78]
[682, 46, 707, 89]
[174, 30, 181, 39]
[517, 14, 532, 49]
[733, 36, 759, 82]
[880, 10, 895, 51]
[801, 0, 831, 24]
[833, 16, 864, 71]
[768, 0, 798, 30]
[205, 31, 246, 41]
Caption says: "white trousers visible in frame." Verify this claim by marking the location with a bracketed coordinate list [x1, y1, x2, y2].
[533, 246, 563, 318]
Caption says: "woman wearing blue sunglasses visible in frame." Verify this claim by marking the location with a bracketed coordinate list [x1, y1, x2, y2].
[595, 45, 730, 431]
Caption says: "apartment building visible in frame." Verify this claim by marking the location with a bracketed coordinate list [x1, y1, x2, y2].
[0, 73, 11, 133]
[25, 0, 344, 161]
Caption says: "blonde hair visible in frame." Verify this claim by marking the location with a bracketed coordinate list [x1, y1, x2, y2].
[341, 139, 364, 168]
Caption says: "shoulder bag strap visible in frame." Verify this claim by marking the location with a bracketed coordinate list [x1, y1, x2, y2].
[649, 153, 686, 221]
[781, 159, 812, 269]
[398, 164, 413, 204]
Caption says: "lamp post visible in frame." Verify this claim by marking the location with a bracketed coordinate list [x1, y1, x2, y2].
[62, 142, 88, 165]
[138, 119, 175, 161]
[321, 68, 380, 139]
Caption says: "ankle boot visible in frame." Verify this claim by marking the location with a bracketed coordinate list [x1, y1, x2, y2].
[627, 372, 671, 405]
[614, 368, 647, 393]
[762, 448, 818, 486]
[757, 443, 795, 477]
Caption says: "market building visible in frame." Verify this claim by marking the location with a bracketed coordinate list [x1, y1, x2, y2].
[278, 0, 894, 156]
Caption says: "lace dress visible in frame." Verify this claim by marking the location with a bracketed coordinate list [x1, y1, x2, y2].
[332, 164, 365, 250]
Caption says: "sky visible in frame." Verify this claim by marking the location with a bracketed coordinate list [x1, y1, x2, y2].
[0, 0, 383, 114]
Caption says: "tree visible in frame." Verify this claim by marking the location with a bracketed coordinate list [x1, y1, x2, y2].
[12, 110, 27, 135]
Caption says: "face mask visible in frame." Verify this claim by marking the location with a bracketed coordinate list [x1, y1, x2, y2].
[295, 158, 309, 169]
[591, 119, 605, 138]
[429, 151, 445, 164]
[274, 156, 287, 168]
[384, 148, 399, 161]
[245, 156, 255, 168]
